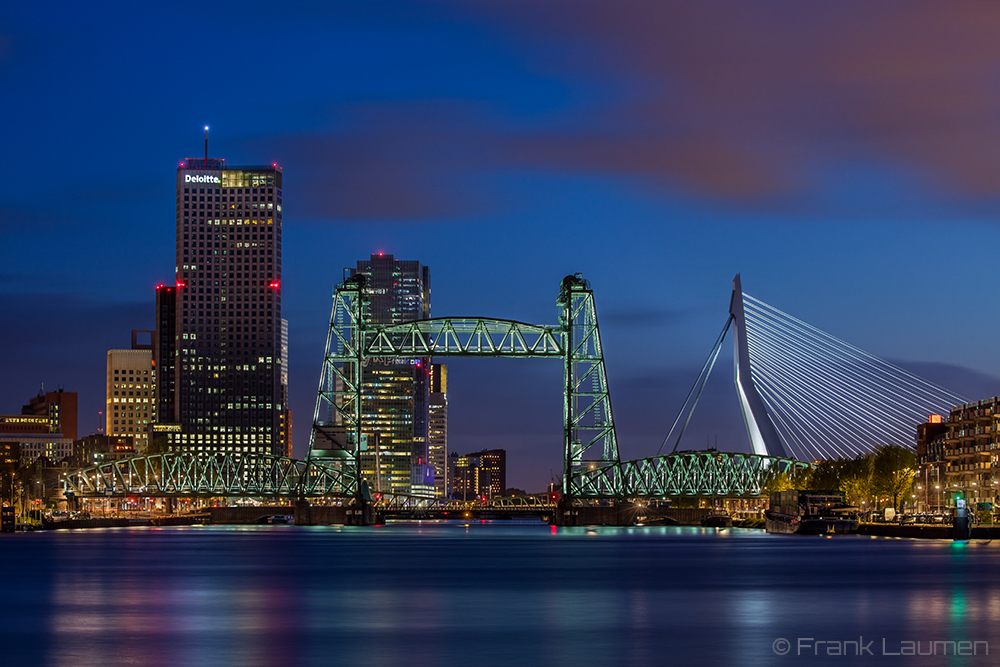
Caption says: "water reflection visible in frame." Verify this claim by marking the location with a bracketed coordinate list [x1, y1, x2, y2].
[2, 525, 999, 666]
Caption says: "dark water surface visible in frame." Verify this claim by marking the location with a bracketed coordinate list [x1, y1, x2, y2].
[1, 523, 998, 666]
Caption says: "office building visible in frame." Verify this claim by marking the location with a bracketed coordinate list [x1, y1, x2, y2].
[428, 364, 448, 498]
[106, 332, 155, 452]
[475, 448, 506, 497]
[155, 285, 177, 425]
[448, 448, 506, 501]
[22, 388, 77, 442]
[73, 433, 135, 468]
[350, 253, 432, 494]
[0, 412, 73, 465]
[158, 153, 288, 457]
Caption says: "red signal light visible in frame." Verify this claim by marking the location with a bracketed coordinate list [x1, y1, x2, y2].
[268, 281, 280, 289]
[176, 280, 186, 288]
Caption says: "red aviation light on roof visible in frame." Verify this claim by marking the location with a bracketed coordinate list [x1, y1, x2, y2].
[378, 252, 384, 257]
[156, 283, 165, 289]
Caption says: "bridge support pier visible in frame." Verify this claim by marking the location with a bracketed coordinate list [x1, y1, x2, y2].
[293, 500, 378, 526]
[551, 501, 638, 526]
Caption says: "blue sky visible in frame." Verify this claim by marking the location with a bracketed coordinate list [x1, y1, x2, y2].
[3, 2, 1000, 491]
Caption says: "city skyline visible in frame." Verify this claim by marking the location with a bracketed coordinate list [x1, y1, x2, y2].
[5, 3, 1000, 491]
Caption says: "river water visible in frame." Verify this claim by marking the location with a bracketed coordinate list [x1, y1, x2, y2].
[1, 522, 997, 666]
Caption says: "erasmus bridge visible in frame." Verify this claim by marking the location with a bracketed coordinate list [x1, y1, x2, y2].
[65, 273, 964, 508]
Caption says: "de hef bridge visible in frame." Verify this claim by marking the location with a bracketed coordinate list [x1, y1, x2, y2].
[64, 273, 960, 525]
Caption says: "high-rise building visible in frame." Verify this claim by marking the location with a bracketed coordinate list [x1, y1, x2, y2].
[428, 364, 448, 498]
[475, 448, 506, 498]
[22, 389, 77, 442]
[155, 284, 177, 425]
[106, 332, 155, 452]
[447, 449, 506, 500]
[157, 154, 288, 457]
[350, 253, 432, 495]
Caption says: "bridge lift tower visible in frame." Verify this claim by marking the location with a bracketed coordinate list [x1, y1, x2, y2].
[308, 273, 622, 506]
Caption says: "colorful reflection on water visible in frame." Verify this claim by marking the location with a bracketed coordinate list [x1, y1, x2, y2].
[1, 523, 999, 666]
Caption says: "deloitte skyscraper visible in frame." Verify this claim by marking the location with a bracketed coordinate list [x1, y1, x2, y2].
[154, 151, 289, 458]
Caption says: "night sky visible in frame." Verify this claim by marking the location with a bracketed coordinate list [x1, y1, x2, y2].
[4, 2, 1000, 492]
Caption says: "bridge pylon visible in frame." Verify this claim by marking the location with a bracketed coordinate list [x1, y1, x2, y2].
[558, 274, 622, 499]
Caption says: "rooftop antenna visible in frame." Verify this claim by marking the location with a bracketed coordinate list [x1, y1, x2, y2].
[204, 126, 209, 166]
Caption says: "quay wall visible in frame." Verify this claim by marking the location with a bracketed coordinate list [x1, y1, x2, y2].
[208, 505, 292, 524]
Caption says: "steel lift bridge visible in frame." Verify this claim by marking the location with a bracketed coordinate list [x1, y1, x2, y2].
[308, 273, 803, 504]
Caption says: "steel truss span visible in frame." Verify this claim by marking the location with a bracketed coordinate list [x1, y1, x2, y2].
[578, 451, 809, 498]
[64, 452, 355, 499]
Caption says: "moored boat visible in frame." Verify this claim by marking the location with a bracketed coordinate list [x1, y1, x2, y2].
[700, 509, 733, 528]
[766, 490, 859, 535]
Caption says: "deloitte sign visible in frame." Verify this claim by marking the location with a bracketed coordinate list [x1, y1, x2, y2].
[185, 174, 221, 184]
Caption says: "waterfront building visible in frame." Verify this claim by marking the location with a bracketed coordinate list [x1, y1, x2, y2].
[428, 364, 448, 498]
[21, 389, 77, 442]
[916, 397, 1000, 509]
[915, 414, 948, 512]
[350, 253, 433, 495]
[107, 331, 155, 452]
[157, 152, 289, 458]
[73, 433, 135, 467]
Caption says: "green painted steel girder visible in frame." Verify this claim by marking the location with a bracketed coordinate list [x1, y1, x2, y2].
[63, 452, 356, 499]
[365, 318, 563, 357]
[573, 451, 809, 498]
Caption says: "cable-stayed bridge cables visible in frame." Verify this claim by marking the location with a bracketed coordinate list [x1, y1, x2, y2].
[741, 292, 966, 460]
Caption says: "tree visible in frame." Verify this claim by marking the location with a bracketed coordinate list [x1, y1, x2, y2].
[872, 444, 916, 512]
[145, 434, 170, 456]
[808, 458, 849, 491]
[764, 471, 795, 494]
[838, 453, 874, 509]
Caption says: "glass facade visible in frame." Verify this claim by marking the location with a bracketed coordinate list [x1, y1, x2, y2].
[160, 157, 288, 457]
[351, 254, 432, 494]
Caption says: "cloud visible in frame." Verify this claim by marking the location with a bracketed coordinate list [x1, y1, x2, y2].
[240, 2, 1000, 223]
[466, 1, 1000, 211]
[247, 103, 491, 221]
